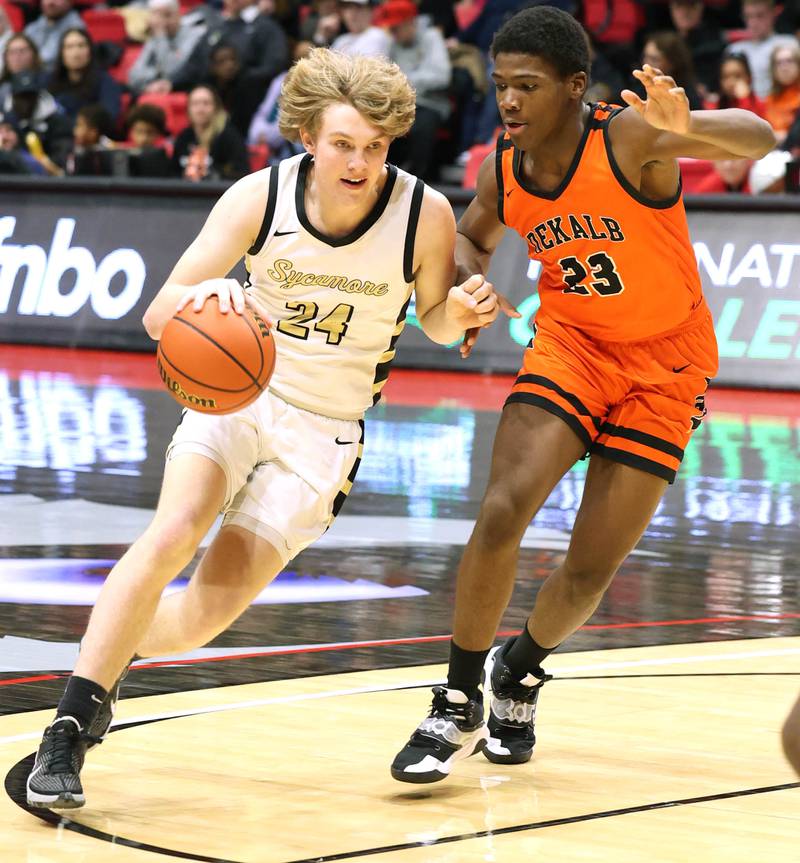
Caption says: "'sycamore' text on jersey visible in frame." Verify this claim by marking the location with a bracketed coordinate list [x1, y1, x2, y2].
[497, 102, 704, 342]
[245, 153, 424, 420]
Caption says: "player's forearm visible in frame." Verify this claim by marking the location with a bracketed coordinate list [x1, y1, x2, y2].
[142, 283, 190, 340]
[418, 300, 465, 346]
[685, 110, 776, 159]
[455, 232, 492, 285]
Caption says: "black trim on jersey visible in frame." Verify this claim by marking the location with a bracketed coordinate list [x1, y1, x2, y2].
[514, 373, 603, 430]
[403, 178, 425, 283]
[600, 422, 685, 461]
[295, 154, 398, 248]
[591, 442, 677, 483]
[496, 132, 512, 224]
[331, 420, 365, 518]
[372, 295, 411, 406]
[505, 392, 592, 452]
[602, 106, 682, 210]
[247, 163, 281, 256]
[511, 105, 593, 201]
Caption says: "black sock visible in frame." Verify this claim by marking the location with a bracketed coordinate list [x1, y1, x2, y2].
[505, 625, 556, 679]
[447, 640, 489, 701]
[56, 675, 108, 729]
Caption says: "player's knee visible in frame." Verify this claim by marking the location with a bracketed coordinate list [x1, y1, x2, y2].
[561, 558, 616, 603]
[782, 717, 800, 776]
[474, 492, 528, 550]
[140, 518, 204, 573]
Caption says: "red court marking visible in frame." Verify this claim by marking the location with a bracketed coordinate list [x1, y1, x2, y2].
[2, 613, 798, 686]
[3, 344, 800, 415]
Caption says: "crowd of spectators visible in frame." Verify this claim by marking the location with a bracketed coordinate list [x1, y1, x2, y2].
[0, 0, 798, 193]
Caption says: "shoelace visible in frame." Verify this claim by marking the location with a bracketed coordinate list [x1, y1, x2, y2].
[498, 672, 553, 703]
[47, 724, 103, 774]
[428, 687, 472, 723]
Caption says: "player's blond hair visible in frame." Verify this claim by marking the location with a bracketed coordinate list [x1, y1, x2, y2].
[279, 48, 416, 142]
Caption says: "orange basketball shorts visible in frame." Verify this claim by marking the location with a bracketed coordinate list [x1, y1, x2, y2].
[506, 301, 719, 483]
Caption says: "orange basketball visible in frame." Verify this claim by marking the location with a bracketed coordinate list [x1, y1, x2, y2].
[156, 297, 276, 414]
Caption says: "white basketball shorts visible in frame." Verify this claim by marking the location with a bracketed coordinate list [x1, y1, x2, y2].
[166, 389, 363, 565]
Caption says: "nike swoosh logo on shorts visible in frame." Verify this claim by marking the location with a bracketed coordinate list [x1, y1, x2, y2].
[274, 229, 297, 236]
[672, 364, 691, 373]
[335, 437, 354, 445]
[91, 694, 104, 703]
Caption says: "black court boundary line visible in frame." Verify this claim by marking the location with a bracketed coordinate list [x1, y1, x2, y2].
[6, 671, 800, 861]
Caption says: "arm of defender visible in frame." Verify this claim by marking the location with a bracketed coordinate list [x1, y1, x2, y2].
[621, 65, 776, 161]
[142, 171, 269, 340]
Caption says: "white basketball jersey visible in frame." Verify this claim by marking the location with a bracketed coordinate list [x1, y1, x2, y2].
[244, 153, 424, 420]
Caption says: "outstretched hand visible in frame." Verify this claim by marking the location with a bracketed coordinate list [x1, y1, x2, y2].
[621, 64, 691, 135]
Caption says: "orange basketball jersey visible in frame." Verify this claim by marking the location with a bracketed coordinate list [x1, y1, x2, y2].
[497, 103, 704, 341]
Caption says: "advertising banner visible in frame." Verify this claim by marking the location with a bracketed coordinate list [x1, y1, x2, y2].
[1, 181, 799, 388]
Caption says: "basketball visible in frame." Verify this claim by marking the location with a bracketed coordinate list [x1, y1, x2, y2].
[156, 297, 276, 414]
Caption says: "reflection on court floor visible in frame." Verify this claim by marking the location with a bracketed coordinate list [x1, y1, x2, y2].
[1, 346, 799, 861]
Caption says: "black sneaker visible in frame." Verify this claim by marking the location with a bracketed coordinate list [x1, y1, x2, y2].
[86, 662, 131, 749]
[483, 638, 551, 765]
[26, 717, 101, 809]
[391, 686, 489, 784]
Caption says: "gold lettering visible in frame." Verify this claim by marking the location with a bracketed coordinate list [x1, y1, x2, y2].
[264, 258, 387, 297]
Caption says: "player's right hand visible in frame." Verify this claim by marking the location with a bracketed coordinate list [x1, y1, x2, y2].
[176, 278, 246, 315]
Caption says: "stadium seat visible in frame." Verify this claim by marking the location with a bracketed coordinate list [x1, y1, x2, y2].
[678, 157, 718, 193]
[82, 9, 128, 45]
[1, 1, 25, 32]
[110, 43, 143, 85]
[138, 92, 189, 137]
[248, 143, 270, 172]
[462, 142, 494, 189]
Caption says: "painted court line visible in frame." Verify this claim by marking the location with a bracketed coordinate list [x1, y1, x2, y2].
[2, 642, 798, 747]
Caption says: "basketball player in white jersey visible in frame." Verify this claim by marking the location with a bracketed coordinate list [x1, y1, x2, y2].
[26, 49, 515, 810]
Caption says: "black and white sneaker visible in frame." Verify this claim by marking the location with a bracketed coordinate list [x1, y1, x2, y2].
[26, 717, 101, 809]
[483, 639, 551, 765]
[86, 662, 131, 749]
[391, 686, 489, 784]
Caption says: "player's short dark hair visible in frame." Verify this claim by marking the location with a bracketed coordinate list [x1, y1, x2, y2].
[77, 103, 113, 137]
[491, 5, 590, 78]
[126, 103, 167, 136]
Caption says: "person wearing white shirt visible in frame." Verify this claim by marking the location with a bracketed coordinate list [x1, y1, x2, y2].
[732, 0, 799, 98]
[332, 0, 390, 57]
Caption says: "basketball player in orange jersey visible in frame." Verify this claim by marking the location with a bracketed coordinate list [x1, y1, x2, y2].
[25, 49, 516, 810]
[392, 5, 776, 783]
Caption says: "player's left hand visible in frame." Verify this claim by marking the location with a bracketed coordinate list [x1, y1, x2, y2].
[621, 64, 691, 135]
[446, 274, 520, 359]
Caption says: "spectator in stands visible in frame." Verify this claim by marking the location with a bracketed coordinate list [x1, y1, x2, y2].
[418, 0, 458, 38]
[66, 103, 116, 175]
[171, 0, 289, 93]
[0, 70, 73, 169]
[172, 84, 248, 180]
[204, 41, 265, 139]
[247, 39, 310, 162]
[128, 0, 205, 95]
[668, 0, 726, 95]
[0, 115, 48, 173]
[124, 102, 172, 176]
[48, 29, 123, 124]
[0, 7, 13, 78]
[377, 0, 451, 180]
[126, 102, 167, 148]
[24, 0, 85, 73]
[732, 0, 799, 98]
[332, 1, 391, 57]
[0, 35, 44, 105]
[710, 53, 766, 116]
[300, 0, 342, 47]
[638, 32, 703, 109]
[765, 42, 800, 141]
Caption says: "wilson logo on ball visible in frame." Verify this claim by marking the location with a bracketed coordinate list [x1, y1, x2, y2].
[157, 358, 217, 409]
